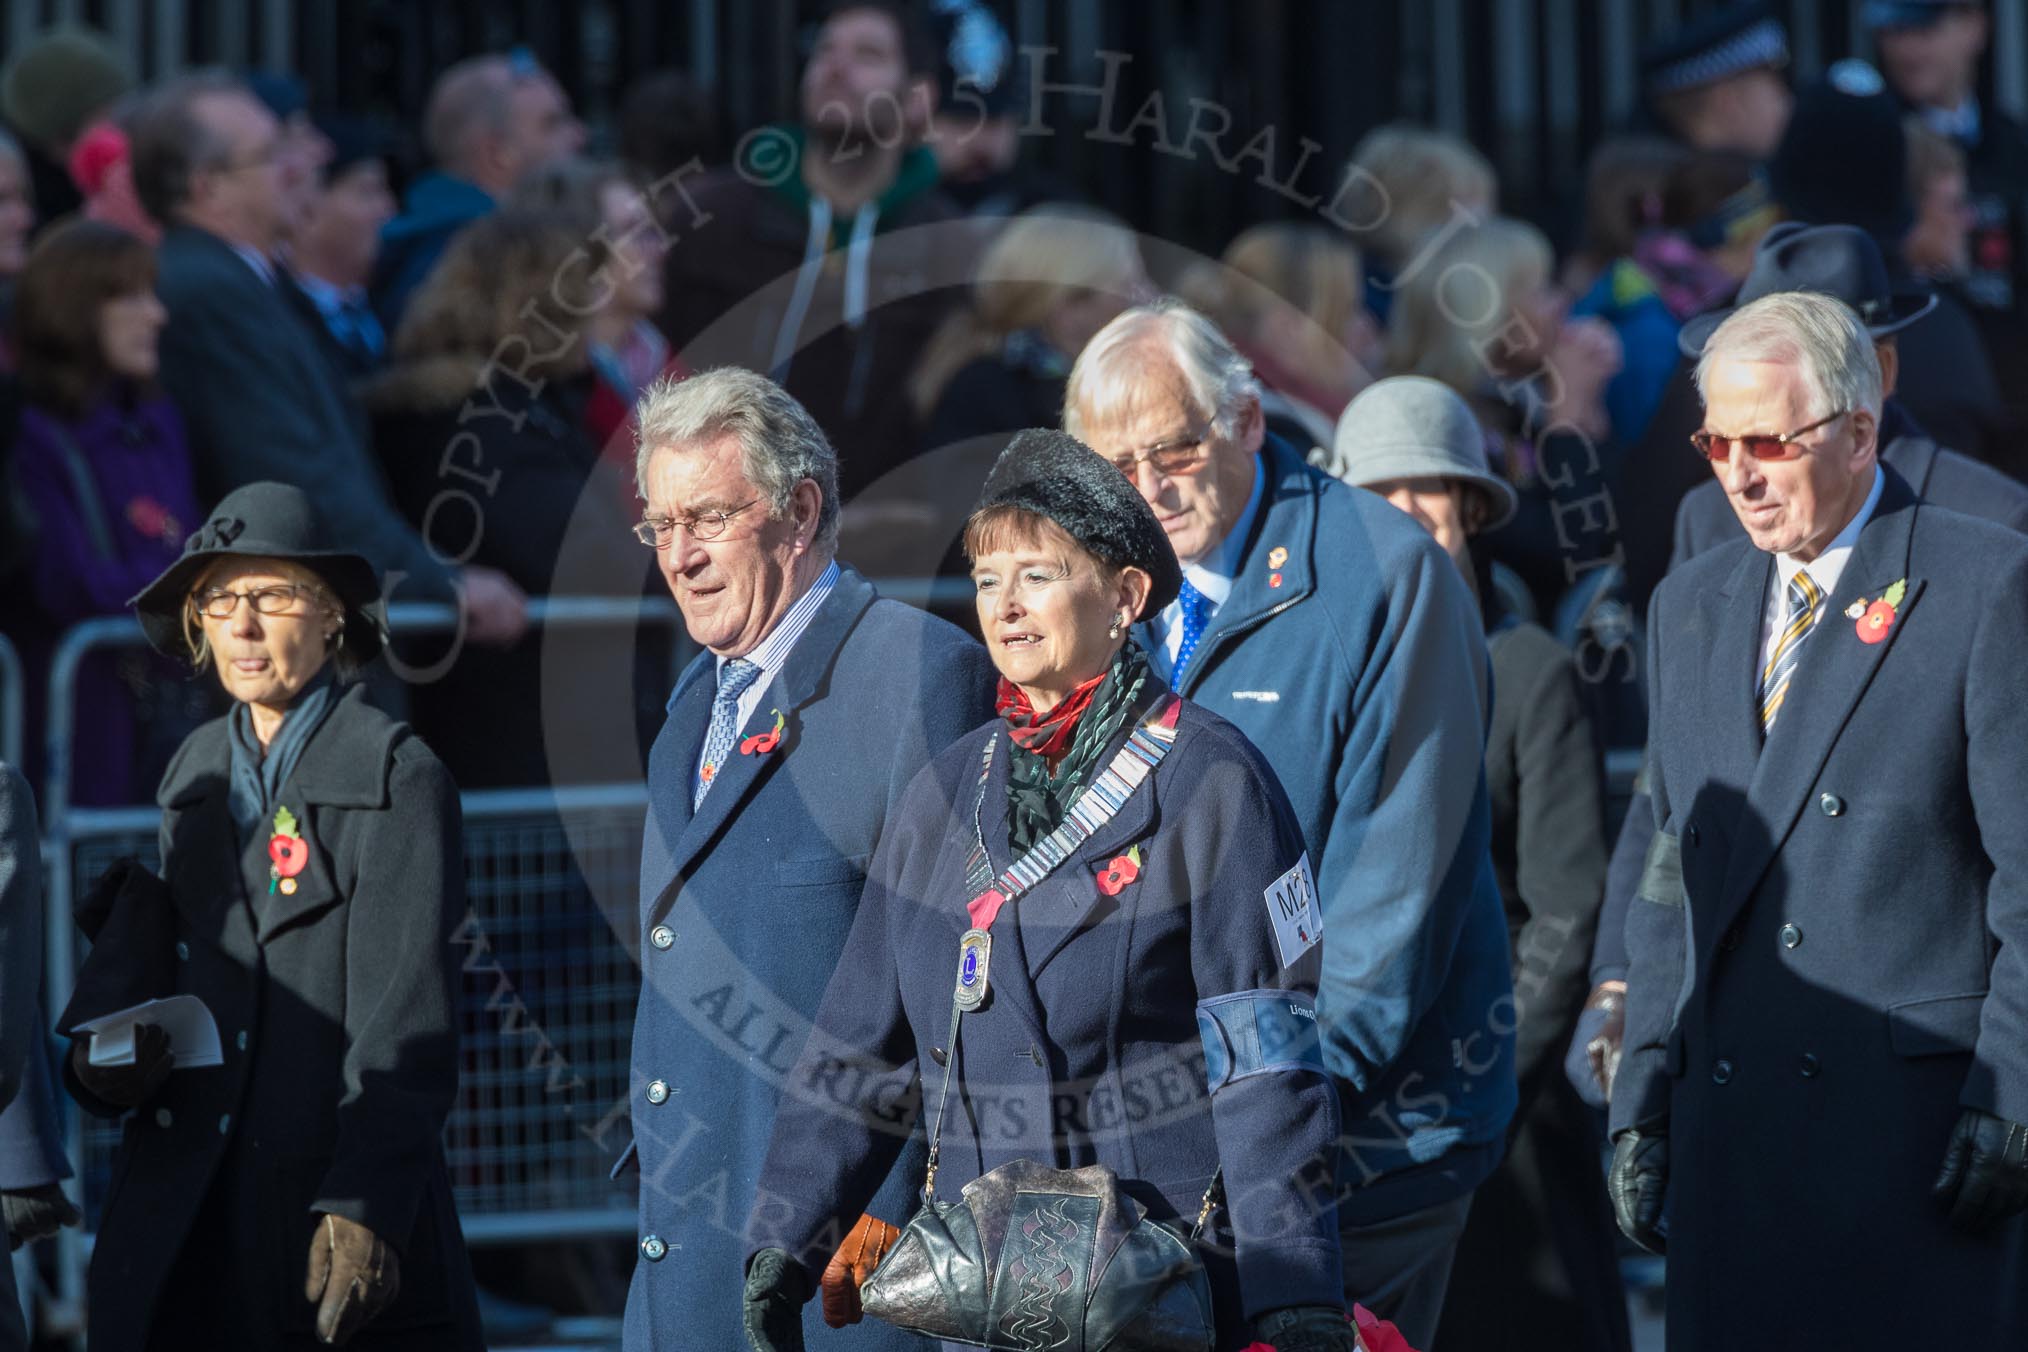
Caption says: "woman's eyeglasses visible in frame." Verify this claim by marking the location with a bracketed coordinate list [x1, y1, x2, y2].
[633, 499, 761, 548]
[189, 584, 323, 619]
[1103, 436, 1212, 478]
[1689, 410, 1848, 463]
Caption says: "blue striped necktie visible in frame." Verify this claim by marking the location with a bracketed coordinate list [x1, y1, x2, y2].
[1758, 571, 1823, 733]
[695, 658, 761, 808]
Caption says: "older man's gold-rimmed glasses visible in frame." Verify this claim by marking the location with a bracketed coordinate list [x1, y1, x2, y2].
[632, 498, 761, 548]
[1102, 435, 1212, 478]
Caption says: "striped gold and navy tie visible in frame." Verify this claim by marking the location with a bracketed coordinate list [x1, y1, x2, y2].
[1758, 571, 1823, 732]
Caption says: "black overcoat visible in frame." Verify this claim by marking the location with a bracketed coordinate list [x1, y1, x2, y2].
[1614, 469, 2028, 1347]
[61, 685, 483, 1351]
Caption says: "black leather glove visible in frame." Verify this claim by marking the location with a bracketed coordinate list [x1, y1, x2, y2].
[69, 1023, 174, 1109]
[1251, 1304, 1358, 1351]
[1933, 1108, 2028, 1235]
[4, 1183, 82, 1251]
[743, 1247, 810, 1352]
[1608, 1129, 1669, 1254]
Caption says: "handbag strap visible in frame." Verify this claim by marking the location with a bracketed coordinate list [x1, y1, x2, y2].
[919, 962, 1226, 1239]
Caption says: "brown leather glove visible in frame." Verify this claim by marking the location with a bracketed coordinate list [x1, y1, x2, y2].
[819, 1212, 900, 1328]
[69, 1023, 174, 1109]
[304, 1213, 401, 1345]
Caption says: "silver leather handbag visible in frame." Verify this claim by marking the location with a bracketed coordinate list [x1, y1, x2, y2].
[856, 996, 1220, 1351]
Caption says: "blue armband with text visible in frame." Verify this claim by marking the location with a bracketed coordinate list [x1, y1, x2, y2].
[1196, 989, 1327, 1093]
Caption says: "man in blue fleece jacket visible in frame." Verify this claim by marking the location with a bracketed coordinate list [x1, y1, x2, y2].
[1065, 300, 1516, 1347]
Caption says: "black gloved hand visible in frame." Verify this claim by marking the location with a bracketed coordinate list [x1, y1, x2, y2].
[1250, 1304, 1359, 1351]
[1933, 1108, 2028, 1235]
[4, 1184, 83, 1250]
[743, 1247, 811, 1352]
[69, 1023, 174, 1109]
[1608, 1129, 1669, 1254]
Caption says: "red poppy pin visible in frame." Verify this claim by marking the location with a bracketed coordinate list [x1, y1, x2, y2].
[1846, 578, 1907, 645]
[267, 805, 309, 896]
[1096, 845, 1143, 897]
[740, 708, 786, 756]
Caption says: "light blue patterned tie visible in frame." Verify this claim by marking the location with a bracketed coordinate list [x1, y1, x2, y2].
[1172, 580, 1214, 683]
[695, 658, 762, 808]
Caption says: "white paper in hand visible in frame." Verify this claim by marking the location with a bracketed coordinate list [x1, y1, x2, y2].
[71, 995, 223, 1069]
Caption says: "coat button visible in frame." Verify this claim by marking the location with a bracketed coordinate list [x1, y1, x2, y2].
[1686, 824, 1700, 847]
[649, 926, 674, 950]
[1799, 1053, 1821, 1078]
[1712, 1059, 1734, 1085]
[1780, 923, 1803, 949]
[929, 1046, 947, 1068]
[155, 1108, 173, 1128]
[645, 1080, 669, 1105]
[218, 1114, 231, 1134]
[236, 1030, 249, 1052]
[640, 1235, 667, 1262]
[1819, 793, 1844, 817]
[175, 941, 190, 961]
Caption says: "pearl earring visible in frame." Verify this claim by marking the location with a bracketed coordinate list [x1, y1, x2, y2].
[1108, 616, 1123, 641]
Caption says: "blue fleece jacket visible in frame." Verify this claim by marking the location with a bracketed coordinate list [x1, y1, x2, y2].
[1137, 435, 1517, 1224]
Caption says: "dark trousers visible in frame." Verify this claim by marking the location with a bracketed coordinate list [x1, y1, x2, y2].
[1339, 1191, 1473, 1348]
[1434, 1076, 1633, 1352]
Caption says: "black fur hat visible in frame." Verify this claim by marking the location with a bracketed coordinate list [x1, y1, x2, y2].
[972, 428, 1183, 618]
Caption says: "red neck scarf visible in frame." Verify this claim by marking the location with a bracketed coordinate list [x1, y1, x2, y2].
[996, 672, 1106, 764]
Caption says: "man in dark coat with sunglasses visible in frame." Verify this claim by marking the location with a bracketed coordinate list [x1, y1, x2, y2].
[1575, 224, 2028, 1108]
[1607, 289, 2028, 1348]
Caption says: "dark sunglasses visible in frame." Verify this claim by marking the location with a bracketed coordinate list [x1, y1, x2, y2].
[1689, 410, 1848, 463]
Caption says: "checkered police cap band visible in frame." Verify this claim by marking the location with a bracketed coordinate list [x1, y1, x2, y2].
[1647, 18, 1789, 96]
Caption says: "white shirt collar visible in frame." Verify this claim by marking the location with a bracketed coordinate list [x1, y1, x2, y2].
[713, 559, 840, 687]
[1775, 465, 1883, 600]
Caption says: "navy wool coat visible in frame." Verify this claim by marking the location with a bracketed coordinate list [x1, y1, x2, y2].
[622, 565, 996, 1352]
[61, 685, 482, 1351]
[746, 696, 1344, 1348]
[1612, 467, 2028, 1347]
[1142, 435, 1516, 1225]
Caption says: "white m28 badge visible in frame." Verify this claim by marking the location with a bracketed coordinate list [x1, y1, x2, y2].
[1263, 851, 1322, 968]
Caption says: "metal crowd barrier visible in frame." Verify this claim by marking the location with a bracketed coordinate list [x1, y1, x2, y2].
[36, 597, 685, 1343]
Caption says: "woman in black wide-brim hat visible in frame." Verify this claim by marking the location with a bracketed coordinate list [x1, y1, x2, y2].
[57, 480, 483, 1351]
[739, 431, 1356, 1352]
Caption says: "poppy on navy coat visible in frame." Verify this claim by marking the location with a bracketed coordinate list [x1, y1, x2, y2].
[745, 695, 1344, 1348]
[1613, 467, 2028, 1347]
[60, 685, 483, 1352]
[620, 564, 996, 1352]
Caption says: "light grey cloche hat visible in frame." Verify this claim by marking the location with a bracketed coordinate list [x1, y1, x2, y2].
[1325, 376, 1519, 530]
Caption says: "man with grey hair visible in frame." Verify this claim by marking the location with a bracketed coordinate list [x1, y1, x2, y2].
[1065, 300, 1515, 1345]
[133, 73, 526, 642]
[618, 367, 992, 1352]
[1609, 290, 2028, 1347]
[372, 49, 583, 325]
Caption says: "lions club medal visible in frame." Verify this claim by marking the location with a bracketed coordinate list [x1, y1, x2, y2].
[953, 928, 993, 1011]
